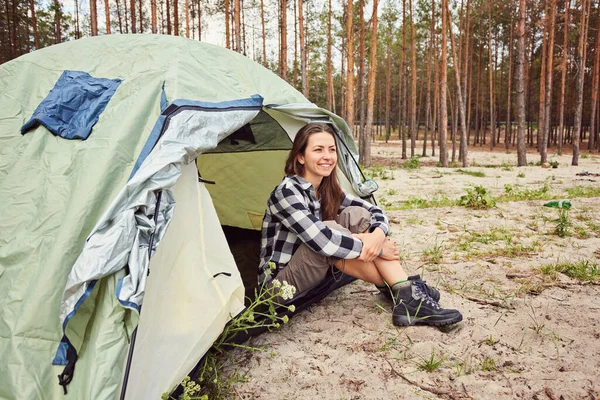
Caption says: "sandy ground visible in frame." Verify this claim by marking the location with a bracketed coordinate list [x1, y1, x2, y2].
[224, 143, 600, 400]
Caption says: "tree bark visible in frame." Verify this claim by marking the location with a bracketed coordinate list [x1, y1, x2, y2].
[505, 18, 514, 150]
[385, 38, 392, 141]
[423, 0, 435, 157]
[446, 1, 468, 167]
[572, 0, 591, 165]
[588, 2, 600, 151]
[280, 0, 288, 79]
[487, 0, 495, 149]
[151, 0, 157, 33]
[90, 0, 98, 35]
[104, 0, 111, 34]
[440, 0, 449, 166]
[346, 0, 355, 132]
[401, 0, 407, 158]
[326, 0, 333, 109]
[260, 0, 266, 65]
[130, 0, 136, 33]
[358, 0, 366, 135]
[233, 0, 240, 50]
[516, 0, 527, 166]
[541, 0, 556, 163]
[409, 0, 417, 158]
[224, 0, 230, 47]
[173, 0, 179, 35]
[29, 0, 39, 48]
[185, 0, 190, 37]
[54, 0, 62, 42]
[362, 0, 379, 167]
[299, 0, 308, 96]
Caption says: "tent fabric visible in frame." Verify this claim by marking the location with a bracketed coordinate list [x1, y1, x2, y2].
[0, 34, 375, 400]
[20, 70, 122, 140]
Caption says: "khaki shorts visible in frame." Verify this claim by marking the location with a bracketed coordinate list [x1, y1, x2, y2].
[273, 206, 371, 298]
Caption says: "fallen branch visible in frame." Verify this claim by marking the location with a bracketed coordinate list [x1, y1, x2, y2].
[384, 359, 467, 400]
[456, 292, 513, 309]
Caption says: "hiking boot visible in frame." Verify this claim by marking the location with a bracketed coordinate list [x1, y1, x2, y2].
[377, 275, 441, 302]
[391, 280, 462, 327]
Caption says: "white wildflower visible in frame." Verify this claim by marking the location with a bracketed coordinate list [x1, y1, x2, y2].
[279, 281, 297, 300]
[271, 279, 282, 288]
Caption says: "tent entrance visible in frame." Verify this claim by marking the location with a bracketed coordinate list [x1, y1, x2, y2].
[196, 110, 293, 303]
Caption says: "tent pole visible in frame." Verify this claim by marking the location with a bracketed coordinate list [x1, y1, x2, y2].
[119, 190, 163, 400]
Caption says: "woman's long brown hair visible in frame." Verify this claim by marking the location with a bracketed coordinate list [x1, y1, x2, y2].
[284, 122, 343, 221]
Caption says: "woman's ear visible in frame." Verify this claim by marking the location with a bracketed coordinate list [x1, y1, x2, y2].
[297, 154, 305, 165]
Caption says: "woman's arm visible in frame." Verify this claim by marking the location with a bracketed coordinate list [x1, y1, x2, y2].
[339, 192, 390, 235]
[270, 185, 363, 259]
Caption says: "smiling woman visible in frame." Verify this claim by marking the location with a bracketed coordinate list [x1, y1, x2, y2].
[258, 122, 463, 327]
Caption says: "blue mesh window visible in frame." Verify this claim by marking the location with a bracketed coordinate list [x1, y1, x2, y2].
[21, 70, 122, 140]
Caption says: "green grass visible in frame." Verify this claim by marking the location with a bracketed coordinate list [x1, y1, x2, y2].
[364, 165, 394, 180]
[566, 186, 600, 198]
[456, 169, 486, 177]
[404, 156, 421, 169]
[539, 260, 600, 282]
[416, 349, 446, 372]
[500, 184, 554, 201]
[481, 356, 498, 372]
[457, 185, 496, 208]
[421, 240, 445, 264]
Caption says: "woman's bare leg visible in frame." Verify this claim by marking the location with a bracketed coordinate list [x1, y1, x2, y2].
[335, 258, 408, 286]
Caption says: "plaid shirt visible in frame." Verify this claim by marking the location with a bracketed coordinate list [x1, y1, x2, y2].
[259, 175, 389, 279]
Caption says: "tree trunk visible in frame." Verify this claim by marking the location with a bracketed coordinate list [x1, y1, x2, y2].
[588, 2, 600, 151]
[54, 0, 62, 42]
[224, 0, 230, 46]
[260, 0, 266, 65]
[488, 0, 495, 149]
[446, 1, 468, 167]
[440, 0, 449, 166]
[151, 0, 157, 33]
[505, 18, 514, 150]
[233, 0, 240, 50]
[358, 0, 366, 135]
[432, 1, 438, 157]
[401, 0, 407, 158]
[90, 0, 98, 35]
[280, 0, 288, 80]
[173, 0, 179, 35]
[139, 0, 143, 32]
[516, 0, 527, 166]
[362, 0, 379, 167]
[385, 39, 391, 142]
[29, 0, 39, 48]
[326, 0, 333, 109]
[409, 0, 417, 157]
[572, 0, 591, 165]
[541, 0, 556, 163]
[104, 0, 111, 34]
[299, 0, 308, 96]
[198, 0, 202, 39]
[130, 0, 136, 33]
[423, 0, 435, 157]
[185, 0, 190, 37]
[346, 0, 354, 132]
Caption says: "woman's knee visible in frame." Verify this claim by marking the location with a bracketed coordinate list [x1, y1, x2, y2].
[336, 206, 371, 233]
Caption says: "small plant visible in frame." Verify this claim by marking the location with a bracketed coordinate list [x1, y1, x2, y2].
[517, 172, 525, 178]
[549, 160, 559, 168]
[456, 169, 485, 177]
[550, 259, 600, 281]
[458, 185, 496, 209]
[567, 185, 600, 198]
[421, 239, 445, 264]
[581, 153, 589, 159]
[502, 184, 552, 201]
[416, 348, 446, 372]
[164, 269, 297, 400]
[385, 188, 398, 196]
[481, 356, 498, 371]
[553, 209, 570, 237]
[484, 334, 498, 346]
[501, 162, 513, 171]
[404, 156, 421, 169]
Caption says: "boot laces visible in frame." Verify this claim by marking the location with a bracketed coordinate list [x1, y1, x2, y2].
[413, 280, 440, 309]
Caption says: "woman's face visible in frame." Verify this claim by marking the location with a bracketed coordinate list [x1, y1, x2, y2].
[297, 131, 337, 183]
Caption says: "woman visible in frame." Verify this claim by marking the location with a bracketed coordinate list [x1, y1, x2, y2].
[259, 123, 462, 326]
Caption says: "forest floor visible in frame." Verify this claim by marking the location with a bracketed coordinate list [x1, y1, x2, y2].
[226, 142, 600, 400]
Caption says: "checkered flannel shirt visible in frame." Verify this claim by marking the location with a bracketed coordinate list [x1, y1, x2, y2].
[259, 175, 389, 280]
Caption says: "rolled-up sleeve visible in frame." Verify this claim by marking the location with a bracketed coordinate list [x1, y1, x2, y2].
[270, 186, 363, 259]
[339, 192, 389, 236]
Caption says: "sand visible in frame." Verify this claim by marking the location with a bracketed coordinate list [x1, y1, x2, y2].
[223, 143, 600, 400]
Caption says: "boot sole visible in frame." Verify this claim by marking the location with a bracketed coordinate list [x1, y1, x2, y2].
[393, 312, 463, 327]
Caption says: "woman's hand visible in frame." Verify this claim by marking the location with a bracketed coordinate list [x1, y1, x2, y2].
[354, 227, 386, 262]
[379, 238, 400, 261]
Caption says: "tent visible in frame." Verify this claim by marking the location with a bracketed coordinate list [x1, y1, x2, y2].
[0, 35, 377, 400]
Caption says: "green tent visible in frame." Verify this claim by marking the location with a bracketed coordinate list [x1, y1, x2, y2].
[0, 35, 377, 399]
